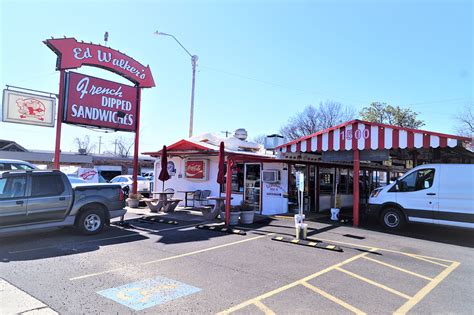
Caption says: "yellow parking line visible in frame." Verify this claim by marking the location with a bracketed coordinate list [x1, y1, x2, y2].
[70, 233, 273, 281]
[335, 267, 411, 300]
[394, 261, 460, 314]
[301, 281, 366, 315]
[253, 301, 276, 315]
[217, 249, 377, 314]
[362, 256, 433, 281]
[403, 254, 450, 268]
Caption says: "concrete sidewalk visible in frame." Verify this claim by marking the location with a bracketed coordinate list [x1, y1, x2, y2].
[0, 279, 58, 314]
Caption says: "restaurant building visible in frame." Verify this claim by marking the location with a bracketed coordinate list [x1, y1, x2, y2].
[144, 120, 472, 225]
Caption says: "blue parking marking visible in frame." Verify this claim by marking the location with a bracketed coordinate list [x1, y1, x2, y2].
[97, 276, 201, 311]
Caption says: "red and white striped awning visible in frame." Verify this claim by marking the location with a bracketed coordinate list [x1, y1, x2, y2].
[277, 120, 471, 153]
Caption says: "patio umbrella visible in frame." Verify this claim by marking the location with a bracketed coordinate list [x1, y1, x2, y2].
[217, 141, 225, 197]
[158, 145, 170, 191]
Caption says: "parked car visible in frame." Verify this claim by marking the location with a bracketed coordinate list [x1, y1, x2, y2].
[0, 159, 38, 171]
[110, 175, 151, 198]
[0, 170, 126, 235]
[367, 164, 474, 230]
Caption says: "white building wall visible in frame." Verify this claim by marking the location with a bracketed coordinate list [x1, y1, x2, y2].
[154, 156, 242, 207]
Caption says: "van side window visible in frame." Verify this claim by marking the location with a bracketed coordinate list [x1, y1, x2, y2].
[399, 168, 435, 192]
[31, 174, 65, 197]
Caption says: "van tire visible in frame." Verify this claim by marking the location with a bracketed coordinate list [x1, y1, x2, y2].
[380, 207, 406, 231]
[76, 206, 105, 235]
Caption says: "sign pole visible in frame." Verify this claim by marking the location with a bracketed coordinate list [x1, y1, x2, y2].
[132, 87, 141, 195]
[53, 70, 66, 170]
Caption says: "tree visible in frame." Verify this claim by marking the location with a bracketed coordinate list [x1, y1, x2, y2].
[108, 137, 134, 158]
[455, 105, 474, 137]
[74, 136, 95, 154]
[252, 134, 266, 145]
[360, 102, 424, 129]
[280, 101, 355, 140]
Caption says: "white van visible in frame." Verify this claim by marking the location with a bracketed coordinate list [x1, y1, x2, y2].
[367, 164, 474, 230]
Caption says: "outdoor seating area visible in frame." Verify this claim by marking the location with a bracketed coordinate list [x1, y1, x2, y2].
[138, 188, 231, 221]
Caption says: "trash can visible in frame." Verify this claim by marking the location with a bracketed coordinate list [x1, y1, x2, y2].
[296, 223, 308, 240]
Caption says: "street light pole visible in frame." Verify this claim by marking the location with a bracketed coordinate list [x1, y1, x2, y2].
[154, 31, 198, 137]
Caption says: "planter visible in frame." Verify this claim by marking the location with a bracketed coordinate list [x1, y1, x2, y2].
[127, 198, 140, 208]
[240, 211, 255, 224]
[229, 211, 240, 225]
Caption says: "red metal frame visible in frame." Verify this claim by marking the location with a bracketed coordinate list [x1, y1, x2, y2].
[132, 87, 141, 194]
[353, 149, 360, 227]
[53, 70, 66, 169]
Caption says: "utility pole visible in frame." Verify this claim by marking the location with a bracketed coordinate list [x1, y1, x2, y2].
[98, 136, 102, 154]
[221, 130, 232, 137]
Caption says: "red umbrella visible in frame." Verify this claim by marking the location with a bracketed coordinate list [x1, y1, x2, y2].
[158, 145, 170, 191]
[217, 142, 225, 196]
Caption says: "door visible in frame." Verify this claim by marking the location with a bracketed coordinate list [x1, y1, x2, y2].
[26, 173, 73, 223]
[395, 167, 438, 224]
[0, 174, 28, 227]
[244, 163, 261, 212]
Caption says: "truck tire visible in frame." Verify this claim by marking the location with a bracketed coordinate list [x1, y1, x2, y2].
[380, 207, 406, 231]
[76, 206, 105, 235]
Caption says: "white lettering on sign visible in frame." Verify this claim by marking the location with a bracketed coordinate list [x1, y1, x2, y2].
[341, 128, 370, 141]
[73, 47, 92, 60]
[76, 77, 124, 100]
[70, 104, 134, 126]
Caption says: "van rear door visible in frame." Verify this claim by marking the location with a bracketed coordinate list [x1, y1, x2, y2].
[395, 167, 438, 224]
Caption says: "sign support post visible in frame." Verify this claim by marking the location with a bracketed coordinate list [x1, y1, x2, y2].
[132, 87, 141, 195]
[53, 70, 66, 169]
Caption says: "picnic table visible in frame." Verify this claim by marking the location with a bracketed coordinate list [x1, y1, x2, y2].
[178, 190, 196, 208]
[143, 192, 181, 213]
[201, 196, 233, 220]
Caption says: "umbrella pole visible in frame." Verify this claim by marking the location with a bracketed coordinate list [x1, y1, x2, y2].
[162, 181, 165, 191]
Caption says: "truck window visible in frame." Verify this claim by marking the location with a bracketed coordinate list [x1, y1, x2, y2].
[0, 176, 27, 199]
[31, 174, 65, 197]
[399, 168, 435, 192]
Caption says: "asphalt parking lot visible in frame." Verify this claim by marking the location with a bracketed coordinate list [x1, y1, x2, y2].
[1, 208, 473, 314]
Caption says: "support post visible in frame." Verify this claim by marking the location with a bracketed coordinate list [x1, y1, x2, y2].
[225, 157, 233, 225]
[132, 87, 142, 195]
[53, 70, 66, 170]
[353, 150, 360, 227]
[315, 165, 320, 212]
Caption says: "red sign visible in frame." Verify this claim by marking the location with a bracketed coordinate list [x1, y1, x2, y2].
[63, 72, 137, 131]
[44, 38, 155, 88]
[185, 160, 206, 179]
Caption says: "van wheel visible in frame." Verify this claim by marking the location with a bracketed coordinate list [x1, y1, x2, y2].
[380, 207, 406, 230]
[76, 207, 105, 235]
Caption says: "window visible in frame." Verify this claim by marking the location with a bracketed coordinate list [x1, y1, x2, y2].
[0, 176, 27, 199]
[221, 163, 244, 193]
[398, 168, 435, 192]
[12, 163, 35, 170]
[31, 174, 65, 197]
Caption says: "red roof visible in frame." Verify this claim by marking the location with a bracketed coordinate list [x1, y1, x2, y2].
[277, 119, 471, 153]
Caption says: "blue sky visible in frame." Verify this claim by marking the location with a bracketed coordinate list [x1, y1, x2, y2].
[0, 0, 472, 154]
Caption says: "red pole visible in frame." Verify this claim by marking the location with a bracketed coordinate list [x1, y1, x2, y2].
[132, 87, 141, 195]
[353, 149, 360, 227]
[225, 156, 233, 225]
[53, 70, 66, 170]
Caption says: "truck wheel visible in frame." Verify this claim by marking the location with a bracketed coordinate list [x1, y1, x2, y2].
[76, 207, 105, 235]
[380, 207, 406, 231]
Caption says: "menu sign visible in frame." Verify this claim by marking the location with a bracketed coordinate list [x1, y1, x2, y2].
[63, 72, 137, 131]
[185, 160, 208, 180]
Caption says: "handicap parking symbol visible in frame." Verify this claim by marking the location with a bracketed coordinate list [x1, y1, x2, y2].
[97, 276, 201, 311]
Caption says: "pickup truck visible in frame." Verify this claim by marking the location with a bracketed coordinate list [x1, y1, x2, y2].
[0, 170, 126, 235]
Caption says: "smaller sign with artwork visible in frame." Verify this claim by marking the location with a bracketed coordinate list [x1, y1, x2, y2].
[2, 89, 56, 127]
[184, 159, 208, 180]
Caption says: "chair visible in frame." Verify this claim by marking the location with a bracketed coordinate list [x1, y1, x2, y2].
[192, 190, 202, 207]
[198, 190, 211, 206]
[164, 188, 175, 199]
